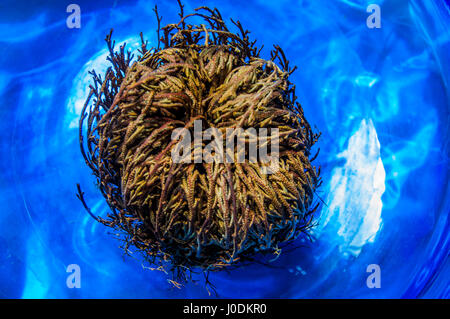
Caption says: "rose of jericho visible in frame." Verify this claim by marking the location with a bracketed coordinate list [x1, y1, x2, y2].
[78, 5, 321, 285]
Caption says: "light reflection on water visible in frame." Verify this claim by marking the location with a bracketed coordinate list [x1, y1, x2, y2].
[319, 118, 385, 257]
[0, 0, 448, 298]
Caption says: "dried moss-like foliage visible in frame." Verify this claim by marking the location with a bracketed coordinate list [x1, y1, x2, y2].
[77, 3, 321, 286]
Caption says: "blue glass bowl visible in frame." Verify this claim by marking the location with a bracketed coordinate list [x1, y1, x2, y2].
[0, 0, 448, 298]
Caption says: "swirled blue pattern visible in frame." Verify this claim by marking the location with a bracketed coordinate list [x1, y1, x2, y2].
[0, 0, 448, 298]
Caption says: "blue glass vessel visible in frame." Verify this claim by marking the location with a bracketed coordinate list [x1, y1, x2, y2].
[0, 0, 448, 298]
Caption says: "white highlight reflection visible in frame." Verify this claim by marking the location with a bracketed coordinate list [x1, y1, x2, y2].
[320, 119, 385, 256]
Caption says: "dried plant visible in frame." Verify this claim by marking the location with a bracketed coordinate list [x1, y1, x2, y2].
[77, 2, 321, 289]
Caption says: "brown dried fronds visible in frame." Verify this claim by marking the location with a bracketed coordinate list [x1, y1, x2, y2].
[77, 3, 321, 287]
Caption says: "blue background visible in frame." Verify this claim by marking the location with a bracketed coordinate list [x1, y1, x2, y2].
[0, 0, 448, 298]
